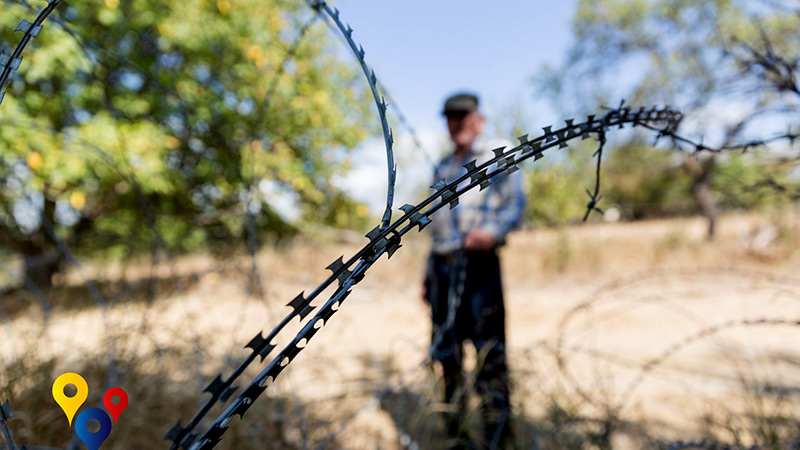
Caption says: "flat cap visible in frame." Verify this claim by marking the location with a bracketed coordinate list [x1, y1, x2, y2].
[442, 92, 479, 115]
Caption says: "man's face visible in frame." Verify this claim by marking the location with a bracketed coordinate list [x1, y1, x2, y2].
[446, 110, 484, 148]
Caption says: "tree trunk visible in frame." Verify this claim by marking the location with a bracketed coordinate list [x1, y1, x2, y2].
[20, 183, 63, 293]
[686, 154, 719, 241]
[22, 250, 62, 294]
[694, 175, 719, 240]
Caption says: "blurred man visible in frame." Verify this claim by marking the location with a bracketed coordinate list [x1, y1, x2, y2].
[424, 92, 526, 449]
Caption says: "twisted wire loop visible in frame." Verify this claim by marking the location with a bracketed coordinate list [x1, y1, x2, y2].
[242, 13, 318, 301]
[164, 105, 684, 449]
[643, 121, 800, 155]
[583, 127, 607, 221]
[0, 3, 792, 449]
[618, 317, 800, 413]
[553, 267, 800, 396]
[306, 0, 397, 229]
[0, 0, 61, 106]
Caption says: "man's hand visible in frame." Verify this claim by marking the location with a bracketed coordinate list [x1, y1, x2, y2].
[464, 229, 496, 252]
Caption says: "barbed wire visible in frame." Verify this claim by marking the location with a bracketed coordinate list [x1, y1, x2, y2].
[306, 0, 397, 229]
[645, 120, 799, 155]
[1, 1, 799, 448]
[555, 266, 800, 362]
[165, 105, 687, 449]
[528, 264, 800, 450]
[551, 266, 800, 414]
[584, 128, 606, 221]
[0, 0, 61, 107]
[161, 4, 421, 445]
[171, 100, 797, 448]
[242, 12, 319, 302]
[375, 78, 436, 167]
[0, 4, 377, 446]
[617, 316, 800, 415]
[0, 112, 201, 450]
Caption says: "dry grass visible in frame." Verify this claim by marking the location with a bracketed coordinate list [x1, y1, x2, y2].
[2, 210, 800, 449]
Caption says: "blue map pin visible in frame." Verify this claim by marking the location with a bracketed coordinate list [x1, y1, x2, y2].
[75, 407, 112, 450]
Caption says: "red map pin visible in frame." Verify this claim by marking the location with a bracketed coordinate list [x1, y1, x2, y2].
[102, 387, 128, 424]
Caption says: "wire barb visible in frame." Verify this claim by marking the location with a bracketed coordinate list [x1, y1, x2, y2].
[583, 128, 607, 222]
[0, 0, 61, 105]
[177, 105, 701, 448]
[311, 1, 397, 229]
[2, 2, 798, 441]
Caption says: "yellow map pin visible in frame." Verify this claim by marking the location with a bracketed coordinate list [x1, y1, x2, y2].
[52, 373, 88, 427]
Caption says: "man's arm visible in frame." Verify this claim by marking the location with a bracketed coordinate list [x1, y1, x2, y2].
[476, 169, 527, 246]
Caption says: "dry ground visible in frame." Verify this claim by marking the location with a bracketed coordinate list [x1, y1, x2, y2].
[2, 211, 800, 449]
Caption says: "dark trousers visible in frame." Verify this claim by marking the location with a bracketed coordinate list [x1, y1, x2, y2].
[425, 249, 511, 449]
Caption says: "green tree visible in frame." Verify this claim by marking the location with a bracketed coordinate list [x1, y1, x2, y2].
[0, 0, 372, 291]
[534, 0, 799, 236]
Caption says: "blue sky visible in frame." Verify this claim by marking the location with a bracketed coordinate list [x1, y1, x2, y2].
[332, 0, 577, 132]
[326, 1, 580, 212]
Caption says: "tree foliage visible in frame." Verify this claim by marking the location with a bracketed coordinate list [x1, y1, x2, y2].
[0, 0, 373, 287]
[530, 0, 799, 229]
[539, 0, 799, 116]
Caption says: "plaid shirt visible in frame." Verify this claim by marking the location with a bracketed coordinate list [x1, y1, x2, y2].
[428, 138, 527, 255]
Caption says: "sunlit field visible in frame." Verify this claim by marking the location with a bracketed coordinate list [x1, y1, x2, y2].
[2, 211, 799, 449]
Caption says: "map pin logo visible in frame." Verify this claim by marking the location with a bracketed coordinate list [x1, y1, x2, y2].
[75, 407, 112, 450]
[102, 387, 128, 423]
[52, 372, 88, 427]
